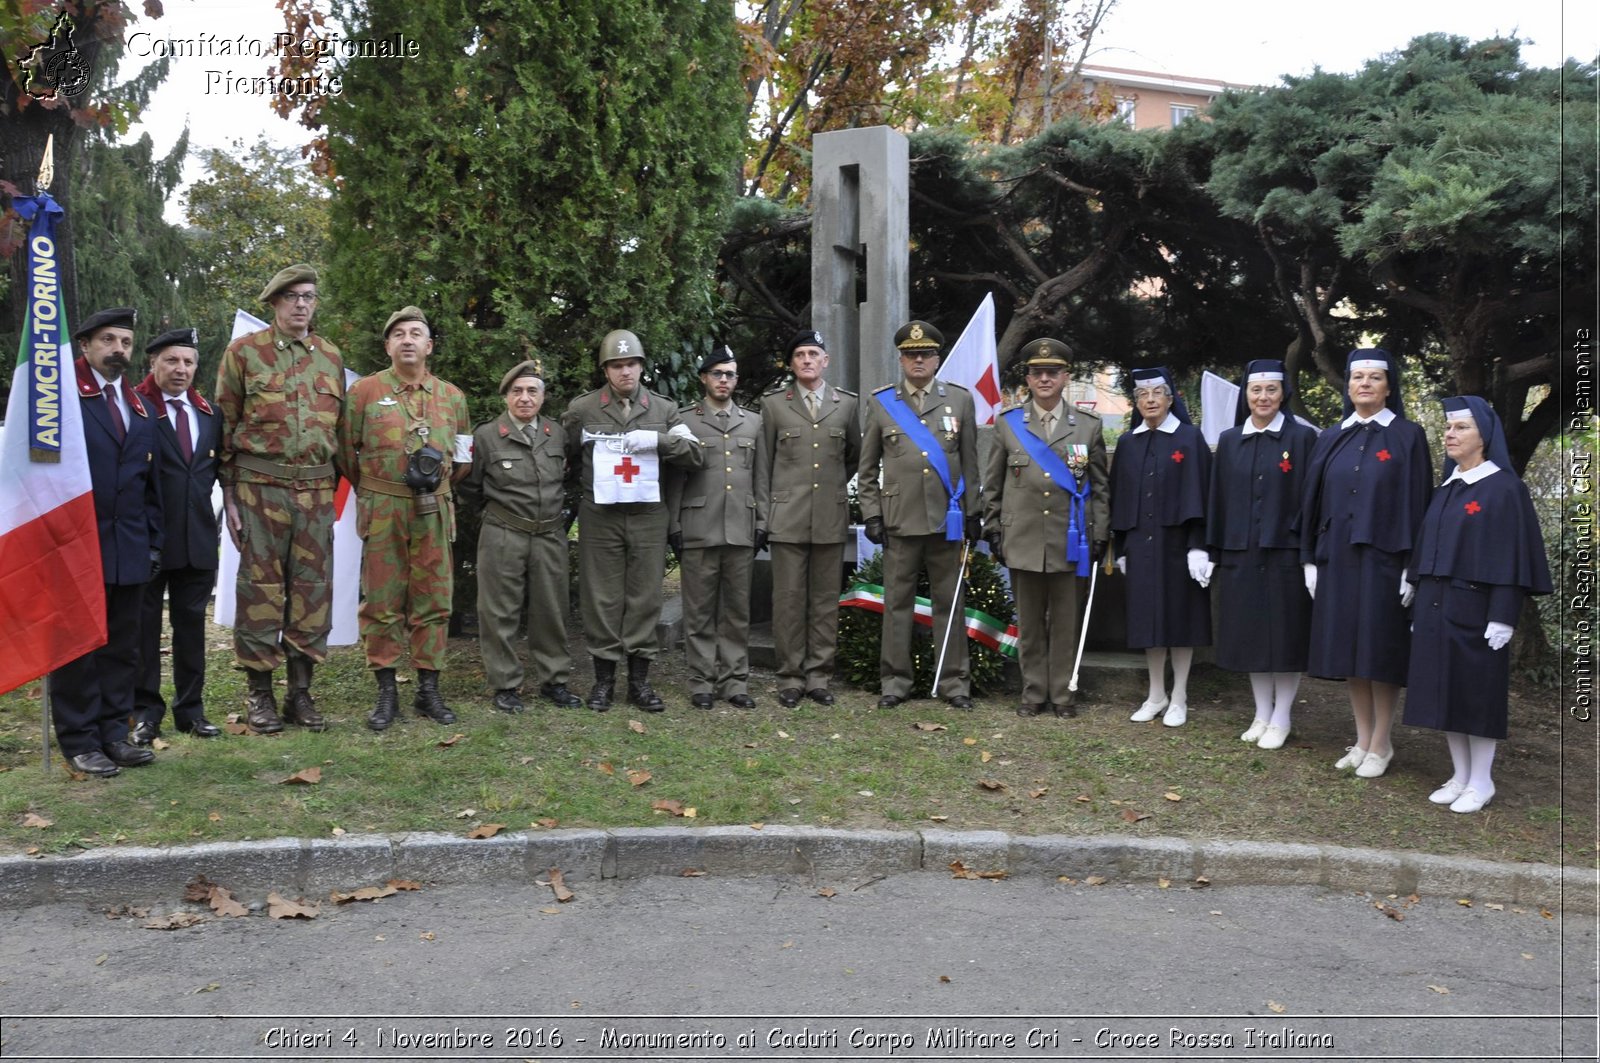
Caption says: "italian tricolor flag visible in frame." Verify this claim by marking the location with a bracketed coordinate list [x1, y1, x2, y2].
[0, 192, 106, 695]
[840, 583, 1019, 657]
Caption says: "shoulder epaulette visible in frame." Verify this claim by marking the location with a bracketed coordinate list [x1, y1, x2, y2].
[872, 383, 894, 394]
[942, 380, 970, 392]
[833, 387, 858, 398]
[761, 380, 789, 396]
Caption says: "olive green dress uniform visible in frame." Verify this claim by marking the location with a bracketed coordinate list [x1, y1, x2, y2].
[755, 381, 860, 693]
[561, 385, 705, 662]
[461, 412, 574, 694]
[983, 398, 1109, 708]
[668, 401, 761, 698]
[857, 377, 981, 699]
[214, 323, 344, 673]
[338, 367, 470, 671]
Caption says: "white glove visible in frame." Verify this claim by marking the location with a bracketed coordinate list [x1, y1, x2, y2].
[666, 423, 697, 444]
[1186, 549, 1212, 588]
[1115, 556, 1126, 575]
[623, 429, 658, 453]
[1303, 563, 1317, 599]
[1399, 575, 1415, 608]
[1485, 622, 1513, 651]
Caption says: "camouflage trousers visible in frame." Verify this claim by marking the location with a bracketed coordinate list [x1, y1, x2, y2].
[233, 482, 334, 672]
[358, 492, 454, 670]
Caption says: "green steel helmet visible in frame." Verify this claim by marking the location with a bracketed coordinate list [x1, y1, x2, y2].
[598, 329, 645, 366]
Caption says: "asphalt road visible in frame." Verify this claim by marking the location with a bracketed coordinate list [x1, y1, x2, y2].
[0, 873, 1592, 1062]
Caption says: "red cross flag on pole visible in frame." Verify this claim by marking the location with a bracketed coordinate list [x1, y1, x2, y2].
[940, 292, 1002, 425]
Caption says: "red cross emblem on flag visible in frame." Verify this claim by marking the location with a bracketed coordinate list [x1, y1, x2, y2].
[614, 456, 641, 482]
[1376, 449, 1392, 462]
[1170, 450, 1185, 463]
[1464, 500, 1481, 515]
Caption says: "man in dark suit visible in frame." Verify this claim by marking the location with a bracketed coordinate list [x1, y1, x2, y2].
[131, 328, 222, 742]
[52, 307, 164, 776]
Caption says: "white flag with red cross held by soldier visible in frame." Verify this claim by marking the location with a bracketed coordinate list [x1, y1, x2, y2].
[587, 432, 661, 504]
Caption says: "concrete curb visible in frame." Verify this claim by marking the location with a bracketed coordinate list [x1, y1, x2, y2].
[0, 827, 1590, 913]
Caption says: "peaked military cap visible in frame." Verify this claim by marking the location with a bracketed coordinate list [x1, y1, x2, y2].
[599, 329, 645, 365]
[258, 263, 319, 303]
[144, 327, 199, 355]
[786, 329, 825, 357]
[698, 345, 736, 374]
[1020, 338, 1073, 369]
[894, 320, 944, 353]
[383, 305, 429, 338]
[73, 306, 137, 342]
[499, 359, 546, 394]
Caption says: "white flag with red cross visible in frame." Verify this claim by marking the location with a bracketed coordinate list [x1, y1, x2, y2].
[941, 292, 1002, 425]
[592, 444, 660, 504]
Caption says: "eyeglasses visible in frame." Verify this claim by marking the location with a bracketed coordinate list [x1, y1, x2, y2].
[705, 369, 737, 379]
[1027, 367, 1064, 378]
[279, 291, 318, 305]
[900, 351, 939, 361]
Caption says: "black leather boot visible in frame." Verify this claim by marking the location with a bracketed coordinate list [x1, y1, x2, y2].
[282, 653, 327, 731]
[413, 669, 457, 724]
[587, 659, 616, 712]
[627, 655, 665, 713]
[367, 668, 399, 732]
[245, 668, 283, 734]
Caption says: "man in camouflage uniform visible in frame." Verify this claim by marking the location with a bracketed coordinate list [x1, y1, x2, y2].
[755, 329, 860, 708]
[459, 360, 582, 715]
[561, 329, 705, 712]
[338, 306, 471, 730]
[215, 264, 344, 733]
[667, 347, 760, 709]
[858, 320, 983, 710]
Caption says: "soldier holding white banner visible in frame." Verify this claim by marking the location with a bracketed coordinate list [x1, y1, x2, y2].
[560, 330, 704, 712]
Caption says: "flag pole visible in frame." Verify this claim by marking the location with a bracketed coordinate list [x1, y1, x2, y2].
[37, 135, 55, 775]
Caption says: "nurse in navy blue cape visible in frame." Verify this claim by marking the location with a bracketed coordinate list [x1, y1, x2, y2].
[1206, 360, 1317, 751]
[1299, 349, 1432, 780]
[1110, 367, 1211, 729]
[1402, 397, 1551, 814]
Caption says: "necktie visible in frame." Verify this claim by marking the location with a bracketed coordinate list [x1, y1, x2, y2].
[1041, 412, 1055, 441]
[805, 391, 819, 419]
[716, 409, 730, 425]
[620, 398, 632, 420]
[913, 389, 926, 415]
[171, 398, 193, 462]
[104, 387, 126, 441]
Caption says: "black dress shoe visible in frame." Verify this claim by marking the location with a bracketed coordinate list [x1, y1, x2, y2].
[493, 689, 526, 714]
[877, 694, 904, 708]
[690, 693, 714, 709]
[539, 683, 583, 708]
[128, 720, 159, 745]
[105, 740, 155, 767]
[181, 717, 223, 737]
[806, 688, 835, 706]
[1051, 698, 1078, 718]
[777, 687, 803, 708]
[947, 695, 975, 710]
[727, 694, 757, 709]
[67, 750, 119, 777]
[1015, 702, 1043, 717]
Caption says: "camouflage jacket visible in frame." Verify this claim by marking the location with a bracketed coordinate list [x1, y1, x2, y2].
[215, 326, 344, 488]
[338, 367, 470, 494]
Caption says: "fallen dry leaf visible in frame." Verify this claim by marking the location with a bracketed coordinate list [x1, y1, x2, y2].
[21, 812, 52, 829]
[143, 912, 206, 930]
[1193, 875, 1211, 888]
[1084, 875, 1108, 886]
[207, 811, 222, 823]
[467, 823, 505, 839]
[419, 930, 435, 941]
[330, 884, 398, 904]
[817, 887, 837, 898]
[387, 879, 422, 891]
[535, 817, 559, 828]
[938, 974, 951, 983]
[1120, 808, 1150, 823]
[93, 954, 108, 966]
[962, 737, 978, 746]
[281, 767, 321, 785]
[1377, 902, 1405, 921]
[436, 733, 465, 747]
[625, 769, 652, 787]
[538, 906, 561, 915]
[652, 799, 687, 816]
[542, 868, 575, 903]
[183, 875, 220, 902]
[1057, 875, 1078, 884]
[330, 827, 346, 837]
[1540, 908, 1554, 919]
[1267, 1000, 1286, 1014]
[266, 893, 319, 920]
[1028, 787, 1048, 799]
[207, 887, 249, 918]
[856, 790, 874, 797]
[151, 738, 171, 751]
[680, 868, 706, 877]
[928, 814, 949, 822]
[1426, 984, 1450, 994]
[776, 729, 791, 739]
[223, 721, 250, 735]
[1522, 953, 1534, 960]
[596, 761, 614, 776]
[980, 750, 993, 763]
[1075, 794, 1092, 803]
[913, 721, 947, 732]
[1158, 878, 1171, 889]
[1457, 898, 1473, 908]
[628, 719, 647, 734]
[948, 861, 1009, 881]
[455, 808, 477, 819]
[749, 822, 765, 830]
[1486, 903, 1505, 912]
[1163, 791, 1183, 802]
[194, 982, 220, 993]
[977, 778, 1007, 791]
[781, 940, 795, 949]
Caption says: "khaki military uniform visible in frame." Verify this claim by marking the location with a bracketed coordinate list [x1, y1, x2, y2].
[983, 399, 1109, 706]
[338, 368, 470, 671]
[561, 384, 705, 662]
[755, 382, 860, 692]
[214, 326, 344, 672]
[667, 401, 761, 697]
[460, 412, 572, 692]
[858, 378, 981, 699]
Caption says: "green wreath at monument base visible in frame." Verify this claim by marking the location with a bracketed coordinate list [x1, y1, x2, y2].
[836, 549, 1017, 696]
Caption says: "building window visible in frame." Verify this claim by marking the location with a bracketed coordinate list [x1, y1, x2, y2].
[1170, 103, 1198, 127]
[1114, 96, 1136, 126]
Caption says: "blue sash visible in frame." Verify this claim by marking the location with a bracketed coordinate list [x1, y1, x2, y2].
[1002, 408, 1091, 570]
[875, 388, 964, 541]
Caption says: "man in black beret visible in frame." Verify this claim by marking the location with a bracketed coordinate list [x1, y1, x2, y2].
[131, 328, 224, 742]
[51, 307, 164, 776]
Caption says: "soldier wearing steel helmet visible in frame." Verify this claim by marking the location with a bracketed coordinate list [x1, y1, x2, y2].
[560, 329, 705, 712]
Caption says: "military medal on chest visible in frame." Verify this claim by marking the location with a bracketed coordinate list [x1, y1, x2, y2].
[1068, 443, 1088, 474]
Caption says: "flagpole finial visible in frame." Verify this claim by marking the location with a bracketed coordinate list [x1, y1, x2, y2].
[36, 134, 55, 193]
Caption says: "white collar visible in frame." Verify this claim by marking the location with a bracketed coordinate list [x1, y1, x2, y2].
[1444, 460, 1500, 486]
[164, 390, 187, 403]
[91, 367, 120, 392]
[1132, 411, 1180, 435]
[1340, 407, 1397, 429]
[1241, 411, 1284, 436]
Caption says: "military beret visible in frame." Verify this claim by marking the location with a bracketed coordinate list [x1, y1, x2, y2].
[499, 359, 545, 394]
[894, 320, 943, 353]
[144, 327, 200, 355]
[599, 329, 644, 365]
[1020, 338, 1073, 369]
[698, 345, 736, 374]
[73, 306, 137, 342]
[382, 305, 429, 338]
[258, 263, 319, 304]
[786, 329, 825, 357]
